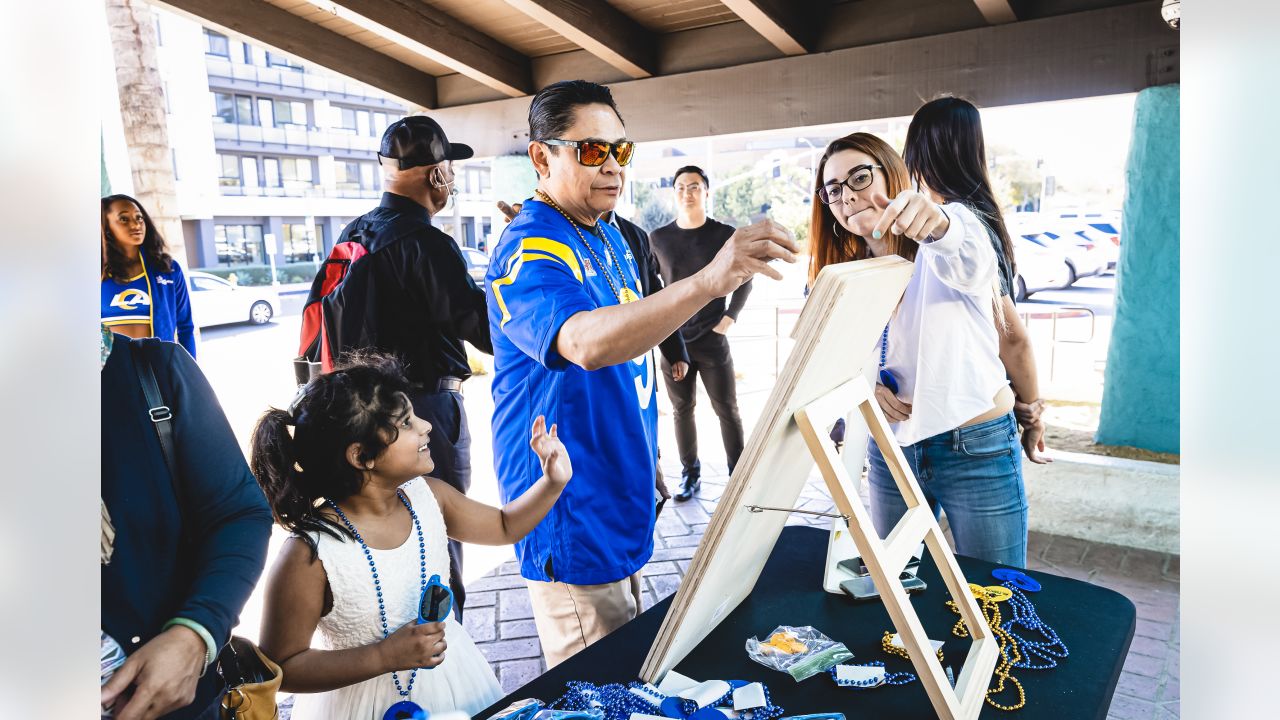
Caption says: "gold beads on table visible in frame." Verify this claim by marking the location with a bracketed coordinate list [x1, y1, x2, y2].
[946, 592, 1027, 711]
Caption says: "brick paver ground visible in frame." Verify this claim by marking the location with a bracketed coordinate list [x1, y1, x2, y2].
[469, 462, 1180, 719]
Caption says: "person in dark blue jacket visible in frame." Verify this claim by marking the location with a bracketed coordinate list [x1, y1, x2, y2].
[101, 329, 272, 719]
[101, 194, 198, 358]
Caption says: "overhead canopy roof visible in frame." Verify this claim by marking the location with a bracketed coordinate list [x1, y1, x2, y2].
[154, 0, 1178, 154]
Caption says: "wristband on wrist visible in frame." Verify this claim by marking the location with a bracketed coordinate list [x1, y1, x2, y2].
[163, 617, 218, 672]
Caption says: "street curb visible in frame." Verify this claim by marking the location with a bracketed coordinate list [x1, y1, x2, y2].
[1025, 449, 1178, 555]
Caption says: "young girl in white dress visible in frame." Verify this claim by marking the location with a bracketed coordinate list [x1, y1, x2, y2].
[250, 353, 573, 719]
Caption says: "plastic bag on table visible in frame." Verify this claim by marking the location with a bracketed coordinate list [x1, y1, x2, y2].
[745, 625, 853, 682]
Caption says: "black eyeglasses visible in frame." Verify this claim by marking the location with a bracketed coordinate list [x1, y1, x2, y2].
[542, 139, 635, 167]
[818, 164, 882, 204]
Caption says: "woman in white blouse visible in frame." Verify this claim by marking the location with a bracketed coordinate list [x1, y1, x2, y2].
[808, 132, 1028, 566]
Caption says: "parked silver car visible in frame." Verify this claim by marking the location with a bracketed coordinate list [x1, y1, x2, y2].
[187, 271, 281, 328]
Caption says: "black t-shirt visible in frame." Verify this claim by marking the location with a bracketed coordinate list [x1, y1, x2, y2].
[649, 218, 752, 342]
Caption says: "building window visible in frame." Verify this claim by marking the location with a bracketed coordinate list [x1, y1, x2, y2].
[212, 92, 256, 125]
[273, 99, 308, 127]
[335, 160, 362, 190]
[279, 157, 314, 187]
[266, 52, 302, 71]
[171, 149, 180, 181]
[372, 111, 389, 136]
[282, 223, 321, 262]
[214, 224, 265, 265]
[218, 154, 242, 187]
[334, 106, 372, 135]
[263, 157, 280, 187]
[242, 43, 253, 65]
[204, 29, 229, 57]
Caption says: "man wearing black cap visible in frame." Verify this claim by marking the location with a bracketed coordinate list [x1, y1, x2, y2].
[323, 115, 491, 616]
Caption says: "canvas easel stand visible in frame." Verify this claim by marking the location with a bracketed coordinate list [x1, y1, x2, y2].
[641, 257, 999, 720]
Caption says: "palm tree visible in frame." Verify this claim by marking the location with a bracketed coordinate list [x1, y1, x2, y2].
[105, 0, 185, 261]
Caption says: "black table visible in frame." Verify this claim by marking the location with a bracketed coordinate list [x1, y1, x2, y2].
[480, 526, 1134, 720]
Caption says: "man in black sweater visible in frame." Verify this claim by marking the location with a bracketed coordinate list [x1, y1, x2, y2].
[649, 166, 751, 501]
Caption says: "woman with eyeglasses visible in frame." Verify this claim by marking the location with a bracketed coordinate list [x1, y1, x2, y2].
[101, 194, 198, 358]
[809, 132, 1028, 567]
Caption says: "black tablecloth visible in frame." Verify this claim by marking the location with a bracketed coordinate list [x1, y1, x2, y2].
[479, 525, 1135, 720]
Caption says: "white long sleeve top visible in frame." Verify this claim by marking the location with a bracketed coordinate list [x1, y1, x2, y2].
[881, 202, 1008, 446]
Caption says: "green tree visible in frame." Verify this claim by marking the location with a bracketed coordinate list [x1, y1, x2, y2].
[714, 164, 812, 250]
[631, 181, 675, 232]
[988, 145, 1042, 212]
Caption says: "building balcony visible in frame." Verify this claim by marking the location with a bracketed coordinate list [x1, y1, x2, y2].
[205, 57, 406, 111]
[218, 183, 382, 201]
[212, 122, 379, 155]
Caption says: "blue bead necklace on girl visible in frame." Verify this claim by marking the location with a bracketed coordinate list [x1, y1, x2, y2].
[327, 492, 433, 720]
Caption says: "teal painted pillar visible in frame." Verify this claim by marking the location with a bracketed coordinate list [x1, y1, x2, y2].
[1097, 85, 1180, 453]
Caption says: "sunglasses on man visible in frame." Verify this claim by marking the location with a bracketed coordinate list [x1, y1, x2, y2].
[542, 138, 635, 167]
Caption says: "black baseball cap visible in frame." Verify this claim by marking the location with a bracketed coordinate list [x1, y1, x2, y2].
[378, 115, 473, 170]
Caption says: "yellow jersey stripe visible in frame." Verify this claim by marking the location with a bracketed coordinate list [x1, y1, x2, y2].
[521, 237, 583, 282]
[491, 253, 525, 328]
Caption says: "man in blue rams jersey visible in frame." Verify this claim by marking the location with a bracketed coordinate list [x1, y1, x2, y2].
[486, 80, 798, 666]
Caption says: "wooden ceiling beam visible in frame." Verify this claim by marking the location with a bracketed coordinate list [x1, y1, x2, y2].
[501, 0, 657, 79]
[718, 0, 817, 55]
[329, 0, 532, 97]
[430, 3, 1177, 156]
[973, 0, 1019, 24]
[154, 0, 438, 107]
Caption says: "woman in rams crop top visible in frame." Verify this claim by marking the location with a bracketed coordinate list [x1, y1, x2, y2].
[101, 194, 197, 358]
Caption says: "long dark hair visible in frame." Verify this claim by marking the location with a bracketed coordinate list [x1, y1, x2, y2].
[250, 352, 413, 556]
[101, 194, 173, 280]
[808, 132, 916, 286]
[902, 96, 1016, 286]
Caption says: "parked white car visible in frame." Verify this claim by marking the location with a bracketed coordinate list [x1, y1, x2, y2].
[461, 248, 490, 287]
[1012, 236, 1071, 300]
[1072, 218, 1122, 270]
[1008, 214, 1106, 284]
[187, 271, 281, 328]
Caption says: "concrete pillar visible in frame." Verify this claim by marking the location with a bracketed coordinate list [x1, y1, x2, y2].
[1096, 85, 1179, 453]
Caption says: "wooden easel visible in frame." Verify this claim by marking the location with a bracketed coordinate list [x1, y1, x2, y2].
[640, 257, 998, 720]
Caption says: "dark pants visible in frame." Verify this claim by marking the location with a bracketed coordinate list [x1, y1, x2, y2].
[660, 332, 745, 478]
[410, 388, 471, 619]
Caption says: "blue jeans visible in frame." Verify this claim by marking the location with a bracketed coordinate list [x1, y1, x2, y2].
[867, 413, 1028, 567]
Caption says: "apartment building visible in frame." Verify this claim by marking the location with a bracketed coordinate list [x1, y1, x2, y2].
[104, 9, 499, 276]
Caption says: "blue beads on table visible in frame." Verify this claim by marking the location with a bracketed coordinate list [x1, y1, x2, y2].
[549, 680, 783, 720]
[828, 660, 917, 689]
[999, 583, 1069, 670]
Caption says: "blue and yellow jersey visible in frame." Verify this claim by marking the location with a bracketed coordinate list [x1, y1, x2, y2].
[101, 271, 154, 330]
[486, 198, 658, 585]
[100, 258, 197, 359]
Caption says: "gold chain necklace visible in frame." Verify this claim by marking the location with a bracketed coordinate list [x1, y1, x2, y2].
[947, 587, 1027, 711]
[534, 189, 637, 304]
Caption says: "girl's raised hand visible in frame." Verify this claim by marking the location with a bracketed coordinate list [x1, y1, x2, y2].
[870, 190, 950, 243]
[530, 416, 572, 486]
